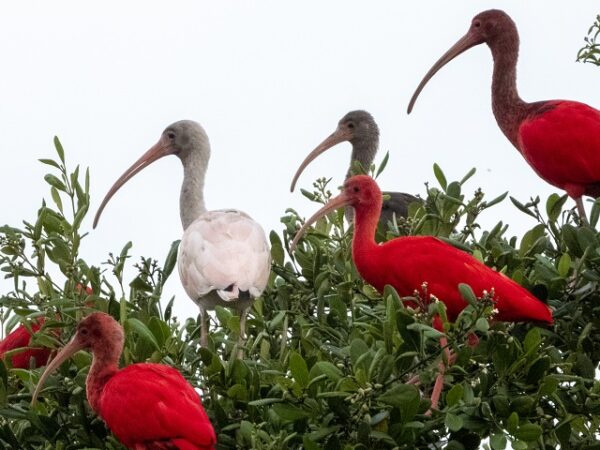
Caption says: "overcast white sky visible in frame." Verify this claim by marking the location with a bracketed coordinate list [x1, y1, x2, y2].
[1, 1, 599, 323]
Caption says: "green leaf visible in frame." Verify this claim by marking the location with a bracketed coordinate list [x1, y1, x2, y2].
[53, 136, 65, 163]
[485, 191, 508, 208]
[289, 351, 309, 388]
[126, 318, 160, 350]
[272, 403, 310, 421]
[38, 158, 60, 169]
[514, 423, 542, 442]
[433, 163, 447, 190]
[546, 193, 568, 222]
[446, 384, 464, 407]
[490, 434, 507, 450]
[44, 174, 67, 192]
[313, 361, 342, 381]
[510, 196, 537, 218]
[445, 413, 463, 432]
[378, 384, 420, 422]
[458, 283, 477, 307]
[162, 240, 180, 281]
[557, 253, 571, 277]
[506, 412, 519, 434]
[375, 151, 389, 178]
[475, 317, 489, 333]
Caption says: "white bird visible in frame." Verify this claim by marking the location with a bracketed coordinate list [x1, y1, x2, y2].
[93, 120, 271, 354]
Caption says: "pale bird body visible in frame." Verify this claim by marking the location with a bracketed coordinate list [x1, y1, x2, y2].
[94, 120, 271, 351]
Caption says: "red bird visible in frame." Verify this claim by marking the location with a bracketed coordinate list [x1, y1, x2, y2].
[32, 312, 216, 450]
[291, 175, 552, 409]
[407, 9, 600, 222]
[0, 318, 51, 369]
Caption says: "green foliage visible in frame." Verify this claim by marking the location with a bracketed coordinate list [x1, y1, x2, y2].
[577, 14, 600, 66]
[0, 143, 598, 449]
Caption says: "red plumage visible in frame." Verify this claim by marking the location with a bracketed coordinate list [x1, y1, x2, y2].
[356, 234, 552, 323]
[0, 318, 51, 369]
[32, 313, 216, 450]
[296, 175, 553, 325]
[292, 176, 553, 410]
[100, 364, 216, 450]
[519, 101, 600, 199]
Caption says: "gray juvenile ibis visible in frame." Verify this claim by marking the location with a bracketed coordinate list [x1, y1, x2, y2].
[93, 120, 271, 353]
[290, 110, 420, 226]
[408, 9, 600, 223]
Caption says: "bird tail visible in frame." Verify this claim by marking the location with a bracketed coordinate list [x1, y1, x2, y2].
[216, 284, 251, 302]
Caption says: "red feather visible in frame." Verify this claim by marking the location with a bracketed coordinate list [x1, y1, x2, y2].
[0, 319, 51, 369]
[347, 175, 553, 325]
[99, 363, 216, 450]
[519, 101, 600, 198]
[356, 235, 552, 323]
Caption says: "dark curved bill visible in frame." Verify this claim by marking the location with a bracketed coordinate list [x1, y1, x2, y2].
[407, 32, 482, 114]
[93, 141, 174, 228]
[31, 337, 85, 406]
[290, 127, 352, 192]
[290, 193, 350, 252]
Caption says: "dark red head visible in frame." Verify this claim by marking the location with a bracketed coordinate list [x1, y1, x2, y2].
[407, 9, 519, 113]
[32, 313, 124, 405]
[290, 175, 382, 251]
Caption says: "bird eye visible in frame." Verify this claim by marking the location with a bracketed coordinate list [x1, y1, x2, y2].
[474, 20, 481, 28]
[347, 122, 355, 129]
[80, 328, 88, 336]
[353, 186, 360, 193]
[167, 131, 176, 140]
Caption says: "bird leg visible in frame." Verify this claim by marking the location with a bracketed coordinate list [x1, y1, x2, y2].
[575, 197, 589, 225]
[236, 307, 250, 360]
[426, 336, 452, 416]
[200, 309, 209, 348]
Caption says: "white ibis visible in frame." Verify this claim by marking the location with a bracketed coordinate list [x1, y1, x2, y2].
[290, 110, 420, 226]
[93, 120, 271, 353]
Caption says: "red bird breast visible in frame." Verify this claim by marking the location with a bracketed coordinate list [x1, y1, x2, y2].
[519, 101, 600, 198]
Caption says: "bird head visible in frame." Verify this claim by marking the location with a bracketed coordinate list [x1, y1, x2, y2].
[290, 110, 379, 192]
[290, 175, 381, 251]
[407, 9, 517, 114]
[31, 313, 124, 406]
[92, 120, 210, 228]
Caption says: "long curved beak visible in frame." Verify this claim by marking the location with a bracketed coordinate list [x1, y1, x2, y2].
[407, 32, 483, 114]
[290, 192, 351, 252]
[31, 336, 85, 406]
[93, 138, 175, 228]
[290, 127, 352, 192]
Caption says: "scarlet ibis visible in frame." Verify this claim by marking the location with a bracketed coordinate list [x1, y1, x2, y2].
[290, 110, 420, 225]
[32, 312, 216, 449]
[93, 121, 271, 352]
[0, 318, 51, 369]
[291, 175, 552, 410]
[407, 9, 600, 222]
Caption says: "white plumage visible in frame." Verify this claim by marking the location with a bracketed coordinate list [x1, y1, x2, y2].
[93, 120, 272, 356]
[178, 209, 271, 305]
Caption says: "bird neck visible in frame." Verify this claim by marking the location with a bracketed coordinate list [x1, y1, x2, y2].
[180, 154, 208, 230]
[86, 351, 119, 414]
[489, 33, 528, 149]
[351, 200, 381, 270]
[346, 138, 378, 180]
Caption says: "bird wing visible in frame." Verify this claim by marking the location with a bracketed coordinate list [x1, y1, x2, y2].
[518, 100, 600, 195]
[178, 209, 271, 304]
[0, 319, 51, 369]
[100, 363, 216, 449]
[372, 236, 552, 323]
